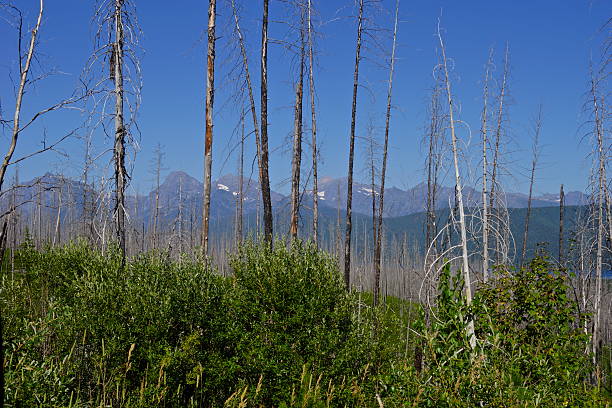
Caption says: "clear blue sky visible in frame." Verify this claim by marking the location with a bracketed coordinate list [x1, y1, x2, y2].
[0, 0, 609, 196]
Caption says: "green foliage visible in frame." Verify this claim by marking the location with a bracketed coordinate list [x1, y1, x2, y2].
[2, 242, 608, 407]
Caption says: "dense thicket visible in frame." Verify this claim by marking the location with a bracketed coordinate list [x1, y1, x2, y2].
[2, 240, 608, 406]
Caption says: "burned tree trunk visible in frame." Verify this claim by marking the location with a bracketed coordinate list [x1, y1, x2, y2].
[373, 0, 399, 306]
[290, 7, 306, 241]
[202, 0, 217, 256]
[344, 0, 364, 289]
[260, 0, 274, 246]
[307, 0, 319, 245]
[112, 0, 128, 265]
[559, 184, 565, 265]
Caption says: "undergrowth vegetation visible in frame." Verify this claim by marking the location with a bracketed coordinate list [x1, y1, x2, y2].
[2, 240, 609, 406]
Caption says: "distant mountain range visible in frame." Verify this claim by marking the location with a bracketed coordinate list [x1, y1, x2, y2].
[15, 171, 588, 223]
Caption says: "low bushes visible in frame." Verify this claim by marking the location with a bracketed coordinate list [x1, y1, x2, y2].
[2, 240, 608, 407]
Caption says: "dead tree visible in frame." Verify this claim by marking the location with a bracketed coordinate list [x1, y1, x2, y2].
[521, 105, 543, 266]
[489, 44, 510, 264]
[260, 0, 274, 245]
[559, 184, 565, 265]
[112, 0, 128, 264]
[344, 0, 365, 288]
[589, 63, 607, 368]
[202, 0, 217, 256]
[307, 0, 319, 245]
[83, 0, 142, 264]
[480, 49, 493, 281]
[150, 144, 165, 250]
[437, 22, 476, 349]
[290, 3, 306, 241]
[424, 75, 444, 266]
[236, 109, 245, 245]
[373, 0, 399, 306]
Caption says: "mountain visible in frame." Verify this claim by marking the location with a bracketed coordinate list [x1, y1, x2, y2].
[10, 171, 588, 225]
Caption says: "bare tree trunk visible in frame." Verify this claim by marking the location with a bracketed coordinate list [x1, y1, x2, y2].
[112, 0, 128, 265]
[307, 0, 318, 245]
[0, 1, 43, 192]
[236, 110, 245, 245]
[425, 81, 442, 262]
[344, 0, 364, 289]
[521, 105, 542, 267]
[590, 68, 606, 369]
[489, 45, 509, 265]
[231, 0, 265, 242]
[290, 7, 305, 241]
[260, 0, 274, 246]
[202, 0, 217, 256]
[437, 22, 476, 349]
[481, 49, 492, 281]
[178, 176, 184, 254]
[54, 186, 62, 246]
[373, 0, 399, 306]
[559, 184, 565, 265]
[152, 144, 163, 251]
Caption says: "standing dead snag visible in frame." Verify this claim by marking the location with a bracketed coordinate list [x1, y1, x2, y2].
[559, 184, 564, 265]
[480, 49, 493, 282]
[0, 2, 43, 192]
[373, 0, 399, 306]
[589, 63, 607, 368]
[260, 0, 274, 246]
[290, 3, 306, 241]
[202, 0, 217, 256]
[437, 22, 476, 349]
[489, 44, 510, 265]
[84, 0, 142, 265]
[230, 0, 265, 241]
[112, 0, 128, 265]
[521, 105, 542, 267]
[307, 0, 319, 245]
[344, 0, 365, 289]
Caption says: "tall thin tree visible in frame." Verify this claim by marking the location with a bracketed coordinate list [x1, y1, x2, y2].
[290, 4, 306, 241]
[260, 0, 274, 245]
[373, 0, 399, 306]
[437, 21, 476, 349]
[202, 0, 217, 256]
[559, 184, 565, 265]
[480, 48, 493, 281]
[307, 0, 319, 245]
[344, 0, 364, 288]
[521, 105, 542, 266]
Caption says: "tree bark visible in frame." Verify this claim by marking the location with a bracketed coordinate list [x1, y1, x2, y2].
[260, 0, 274, 246]
[344, 0, 364, 289]
[202, 0, 216, 256]
[290, 8, 305, 241]
[113, 0, 127, 266]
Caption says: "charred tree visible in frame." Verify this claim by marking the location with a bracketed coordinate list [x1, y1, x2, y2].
[373, 0, 399, 306]
[344, 0, 364, 289]
[202, 0, 217, 256]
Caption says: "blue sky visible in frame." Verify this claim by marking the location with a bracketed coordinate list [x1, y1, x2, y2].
[0, 0, 609, 196]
